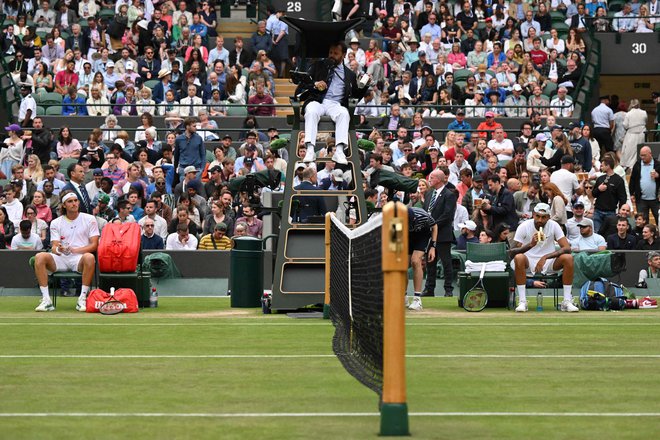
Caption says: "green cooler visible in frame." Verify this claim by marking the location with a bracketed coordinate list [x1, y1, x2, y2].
[458, 271, 511, 308]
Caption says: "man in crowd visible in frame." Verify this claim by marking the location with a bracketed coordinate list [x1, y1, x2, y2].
[481, 175, 517, 229]
[140, 218, 165, 250]
[198, 222, 233, 250]
[514, 182, 540, 224]
[166, 223, 198, 250]
[629, 146, 660, 226]
[571, 218, 607, 252]
[591, 157, 627, 232]
[174, 118, 206, 180]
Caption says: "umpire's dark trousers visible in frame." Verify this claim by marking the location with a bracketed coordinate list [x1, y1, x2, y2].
[592, 127, 614, 152]
[638, 199, 660, 225]
[424, 241, 453, 295]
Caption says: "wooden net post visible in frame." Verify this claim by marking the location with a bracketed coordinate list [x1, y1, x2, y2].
[380, 201, 409, 436]
[323, 212, 334, 319]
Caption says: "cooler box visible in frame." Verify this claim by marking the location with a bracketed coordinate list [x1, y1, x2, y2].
[458, 271, 510, 308]
[99, 269, 152, 308]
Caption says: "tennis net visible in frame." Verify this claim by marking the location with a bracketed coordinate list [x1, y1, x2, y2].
[329, 214, 384, 399]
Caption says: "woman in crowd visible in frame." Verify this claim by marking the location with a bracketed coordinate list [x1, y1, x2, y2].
[613, 101, 628, 155]
[175, 196, 202, 230]
[135, 112, 157, 143]
[436, 88, 457, 117]
[200, 1, 218, 37]
[365, 39, 381, 67]
[0, 124, 25, 177]
[0, 207, 15, 249]
[581, 124, 600, 165]
[100, 115, 121, 143]
[519, 171, 531, 192]
[23, 204, 48, 243]
[519, 61, 546, 96]
[185, 35, 209, 63]
[203, 200, 235, 236]
[545, 28, 566, 56]
[620, 99, 647, 170]
[207, 89, 226, 117]
[504, 28, 523, 54]
[136, 87, 157, 116]
[30, 191, 52, 225]
[565, 28, 585, 56]
[225, 67, 247, 106]
[577, 180, 596, 219]
[24, 155, 44, 183]
[540, 134, 573, 172]
[635, 5, 654, 33]
[55, 126, 82, 160]
[535, 2, 552, 33]
[448, 43, 467, 69]
[33, 61, 53, 97]
[51, 47, 72, 76]
[419, 75, 438, 118]
[636, 224, 660, 250]
[543, 182, 568, 227]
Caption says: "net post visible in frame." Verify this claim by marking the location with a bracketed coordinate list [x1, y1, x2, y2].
[323, 212, 334, 320]
[380, 201, 409, 436]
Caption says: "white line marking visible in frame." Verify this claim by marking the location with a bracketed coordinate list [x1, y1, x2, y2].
[0, 412, 659, 418]
[1, 354, 659, 359]
[0, 322, 659, 327]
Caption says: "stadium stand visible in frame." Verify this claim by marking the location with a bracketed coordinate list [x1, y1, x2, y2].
[0, 1, 659, 301]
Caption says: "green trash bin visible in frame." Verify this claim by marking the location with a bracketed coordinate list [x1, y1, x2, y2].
[230, 236, 264, 307]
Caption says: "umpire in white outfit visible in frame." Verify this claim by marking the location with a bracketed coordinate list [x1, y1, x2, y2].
[299, 41, 371, 164]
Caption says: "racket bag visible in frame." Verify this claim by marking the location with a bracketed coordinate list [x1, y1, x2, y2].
[98, 223, 142, 273]
[85, 288, 139, 313]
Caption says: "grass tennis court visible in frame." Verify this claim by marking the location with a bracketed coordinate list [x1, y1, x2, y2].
[1, 296, 659, 439]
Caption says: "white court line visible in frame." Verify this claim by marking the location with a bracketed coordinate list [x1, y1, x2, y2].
[1, 322, 659, 327]
[0, 412, 659, 418]
[1, 354, 659, 359]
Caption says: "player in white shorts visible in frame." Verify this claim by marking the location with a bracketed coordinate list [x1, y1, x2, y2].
[33, 192, 100, 312]
[509, 203, 579, 312]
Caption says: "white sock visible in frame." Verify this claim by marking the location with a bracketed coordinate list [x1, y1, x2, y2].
[517, 285, 526, 302]
[80, 285, 90, 297]
[40, 286, 50, 302]
[563, 285, 572, 301]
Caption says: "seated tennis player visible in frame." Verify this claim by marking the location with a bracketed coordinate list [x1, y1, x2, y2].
[509, 203, 578, 313]
[407, 207, 438, 311]
[33, 191, 100, 312]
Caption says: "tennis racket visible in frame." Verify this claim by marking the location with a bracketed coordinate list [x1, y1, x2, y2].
[463, 263, 488, 312]
[99, 288, 126, 315]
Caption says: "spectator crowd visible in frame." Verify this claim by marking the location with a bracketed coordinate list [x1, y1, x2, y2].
[0, 0, 659, 274]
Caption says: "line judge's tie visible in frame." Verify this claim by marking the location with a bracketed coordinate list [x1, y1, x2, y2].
[189, 99, 194, 116]
[428, 189, 438, 211]
[79, 185, 91, 212]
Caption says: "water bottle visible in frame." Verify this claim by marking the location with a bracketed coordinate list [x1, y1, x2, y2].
[261, 291, 272, 314]
[536, 292, 543, 312]
[508, 287, 516, 310]
[150, 287, 158, 308]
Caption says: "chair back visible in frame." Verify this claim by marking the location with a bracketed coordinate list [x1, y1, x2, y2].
[466, 242, 507, 263]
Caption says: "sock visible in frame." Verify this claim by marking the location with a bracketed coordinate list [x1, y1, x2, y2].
[80, 285, 90, 297]
[517, 285, 526, 302]
[414, 291, 422, 298]
[40, 286, 50, 302]
[563, 285, 572, 302]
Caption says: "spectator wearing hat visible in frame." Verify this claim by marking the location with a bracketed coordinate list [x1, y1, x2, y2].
[1, 124, 25, 178]
[504, 84, 528, 118]
[319, 169, 348, 191]
[456, 220, 479, 250]
[346, 37, 366, 70]
[476, 111, 503, 140]
[85, 169, 104, 202]
[550, 154, 582, 210]
[447, 109, 473, 142]
[510, 203, 578, 312]
[92, 192, 117, 223]
[18, 84, 36, 128]
[571, 217, 606, 251]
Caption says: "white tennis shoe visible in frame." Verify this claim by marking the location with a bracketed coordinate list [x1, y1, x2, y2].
[303, 146, 316, 163]
[404, 296, 410, 308]
[515, 300, 528, 312]
[35, 299, 55, 312]
[561, 300, 579, 312]
[408, 297, 423, 311]
[76, 295, 87, 312]
[332, 147, 348, 165]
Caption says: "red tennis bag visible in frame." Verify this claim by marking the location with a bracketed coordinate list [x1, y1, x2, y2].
[86, 288, 139, 313]
[98, 223, 141, 273]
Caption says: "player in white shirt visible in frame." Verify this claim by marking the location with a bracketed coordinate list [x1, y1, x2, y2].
[510, 203, 579, 312]
[33, 192, 100, 312]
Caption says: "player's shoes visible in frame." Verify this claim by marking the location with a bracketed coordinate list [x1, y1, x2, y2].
[404, 296, 410, 308]
[561, 300, 579, 312]
[515, 300, 528, 312]
[408, 297, 423, 311]
[35, 299, 55, 312]
[332, 146, 348, 165]
[303, 142, 316, 163]
[76, 295, 87, 312]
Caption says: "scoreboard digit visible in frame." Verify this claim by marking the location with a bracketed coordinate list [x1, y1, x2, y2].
[268, 0, 320, 20]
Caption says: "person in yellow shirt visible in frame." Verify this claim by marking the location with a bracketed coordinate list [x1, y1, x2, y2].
[198, 222, 232, 250]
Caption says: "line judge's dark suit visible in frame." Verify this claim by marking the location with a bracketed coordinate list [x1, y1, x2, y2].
[423, 185, 457, 295]
[294, 180, 327, 223]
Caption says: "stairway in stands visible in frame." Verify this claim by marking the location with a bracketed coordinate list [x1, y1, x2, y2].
[274, 79, 295, 116]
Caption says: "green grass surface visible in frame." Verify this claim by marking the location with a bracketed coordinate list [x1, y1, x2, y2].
[1, 297, 659, 439]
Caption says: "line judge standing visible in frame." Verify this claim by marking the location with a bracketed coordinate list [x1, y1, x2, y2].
[422, 169, 457, 297]
[299, 41, 371, 165]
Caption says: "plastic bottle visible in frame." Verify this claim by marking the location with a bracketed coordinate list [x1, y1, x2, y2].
[536, 292, 543, 312]
[150, 287, 158, 308]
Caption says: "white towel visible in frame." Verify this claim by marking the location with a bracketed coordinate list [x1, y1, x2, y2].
[465, 260, 507, 273]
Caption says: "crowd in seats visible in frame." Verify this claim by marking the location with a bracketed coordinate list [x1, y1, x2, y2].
[1, 1, 659, 275]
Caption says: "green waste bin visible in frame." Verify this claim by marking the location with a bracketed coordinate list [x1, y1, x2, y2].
[230, 236, 264, 307]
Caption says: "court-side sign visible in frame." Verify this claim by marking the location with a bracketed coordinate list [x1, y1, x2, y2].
[597, 33, 660, 75]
